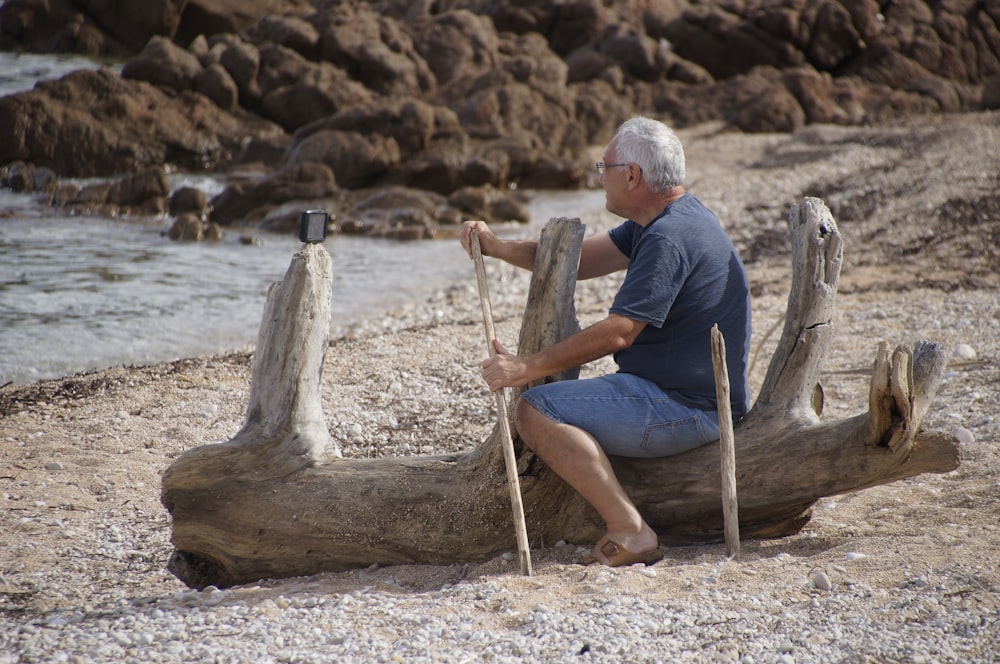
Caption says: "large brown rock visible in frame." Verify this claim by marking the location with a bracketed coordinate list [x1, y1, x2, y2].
[121, 36, 204, 92]
[337, 185, 449, 239]
[174, 1, 313, 49]
[411, 10, 501, 88]
[0, 161, 58, 194]
[432, 29, 581, 178]
[246, 14, 320, 59]
[209, 161, 339, 225]
[284, 130, 402, 190]
[194, 63, 240, 111]
[258, 61, 373, 132]
[219, 40, 262, 107]
[0, 0, 178, 56]
[296, 99, 443, 158]
[0, 68, 282, 177]
[392, 143, 509, 194]
[0, 0, 311, 56]
[58, 167, 171, 216]
[311, 3, 435, 96]
[670, 0, 880, 74]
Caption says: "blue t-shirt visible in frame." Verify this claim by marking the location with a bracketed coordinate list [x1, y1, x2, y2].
[608, 193, 751, 418]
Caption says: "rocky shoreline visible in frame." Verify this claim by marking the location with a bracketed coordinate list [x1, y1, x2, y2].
[2, 1, 999, 242]
[2, 113, 999, 661]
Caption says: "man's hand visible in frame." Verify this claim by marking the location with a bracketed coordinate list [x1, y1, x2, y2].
[480, 339, 529, 392]
[459, 220, 538, 271]
[460, 220, 498, 260]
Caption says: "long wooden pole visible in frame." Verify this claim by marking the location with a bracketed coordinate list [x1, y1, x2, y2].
[711, 324, 741, 559]
[470, 231, 533, 576]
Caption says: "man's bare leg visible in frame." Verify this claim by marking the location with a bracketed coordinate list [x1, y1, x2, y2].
[514, 399, 659, 563]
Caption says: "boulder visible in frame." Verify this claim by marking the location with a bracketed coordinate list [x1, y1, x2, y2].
[173, 0, 314, 53]
[446, 186, 530, 224]
[59, 167, 171, 215]
[0, 161, 58, 193]
[76, 0, 186, 53]
[210, 161, 339, 225]
[220, 40, 262, 107]
[719, 67, 809, 133]
[380, 208, 439, 240]
[0, 0, 311, 56]
[107, 167, 171, 209]
[548, 0, 614, 57]
[0, 0, 177, 56]
[312, 3, 435, 96]
[781, 68, 866, 126]
[597, 22, 670, 82]
[169, 187, 210, 219]
[296, 99, 442, 158]
[246, 14, 320, 59]
[338, 185, 447, 239]
[194, 63, 240, 111]
[284, 130, 401, 190]
[256, 43, 314, 95]
[571, 79, 636, 144]
[226, 135, 293, 170]
[121, 35, 204, 92]
[259, 62, 373, 132]
[411, 10, 500, 88]
[0, 68, 283, 178]
[168, 213, 223, 241]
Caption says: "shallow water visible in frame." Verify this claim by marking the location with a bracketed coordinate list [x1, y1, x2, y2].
[0, 205, 470, 385]
[0, 52, 605, 386]
[0, 185, 604, 386]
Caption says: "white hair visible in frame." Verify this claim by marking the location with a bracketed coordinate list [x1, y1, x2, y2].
[612, 117, 685, 193]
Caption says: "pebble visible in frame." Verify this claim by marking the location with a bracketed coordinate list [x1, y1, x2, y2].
[811, 570, 833, 591]
[952, 427, 975, 444]
[952, 343, 977, 361]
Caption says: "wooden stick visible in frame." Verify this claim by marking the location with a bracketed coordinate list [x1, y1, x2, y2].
[711, 324, 741, 559]
[470, 231, 533, 577]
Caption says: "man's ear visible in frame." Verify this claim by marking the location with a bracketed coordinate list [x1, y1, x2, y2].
[626, 164, 641, 189]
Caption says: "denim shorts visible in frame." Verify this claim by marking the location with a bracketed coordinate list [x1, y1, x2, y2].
[519, 373, 720, 458]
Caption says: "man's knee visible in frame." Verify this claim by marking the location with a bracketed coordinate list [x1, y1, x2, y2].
[513, 398, 546, 452]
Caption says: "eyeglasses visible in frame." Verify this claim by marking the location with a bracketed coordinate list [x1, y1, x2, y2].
[595, 162, 629, 174]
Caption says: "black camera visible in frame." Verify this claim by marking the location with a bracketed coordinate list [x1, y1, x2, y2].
[299, 209, 329, 244]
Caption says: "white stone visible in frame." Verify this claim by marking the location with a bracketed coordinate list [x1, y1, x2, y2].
[811, 570, 833, 591]
[953, 344, 977, 361]
[952, 427, 975, 444]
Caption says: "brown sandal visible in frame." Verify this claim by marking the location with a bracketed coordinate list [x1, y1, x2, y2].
[582, 536, 664, 567]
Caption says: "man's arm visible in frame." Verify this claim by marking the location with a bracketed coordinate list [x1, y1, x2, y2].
[460, 220, 537, 270]
[578, 231, 629, 279]
[480, 314, 646, 391]
[462, 221, 628, 278]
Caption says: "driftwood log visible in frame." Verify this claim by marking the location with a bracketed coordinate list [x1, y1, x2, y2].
[161, 198, 960, 589]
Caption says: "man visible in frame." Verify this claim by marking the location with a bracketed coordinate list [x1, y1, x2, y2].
[460, 116, 751, 567]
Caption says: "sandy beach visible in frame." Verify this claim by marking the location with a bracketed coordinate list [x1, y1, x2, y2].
[2, 114, 998, 662]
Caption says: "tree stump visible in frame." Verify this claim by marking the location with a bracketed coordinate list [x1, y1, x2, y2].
[161, 199, 959, 589]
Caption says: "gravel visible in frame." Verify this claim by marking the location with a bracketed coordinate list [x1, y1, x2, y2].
[2, 113, 999, 662]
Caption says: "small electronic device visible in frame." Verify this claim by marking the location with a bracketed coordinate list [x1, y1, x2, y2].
[298, 209, 329, 244]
